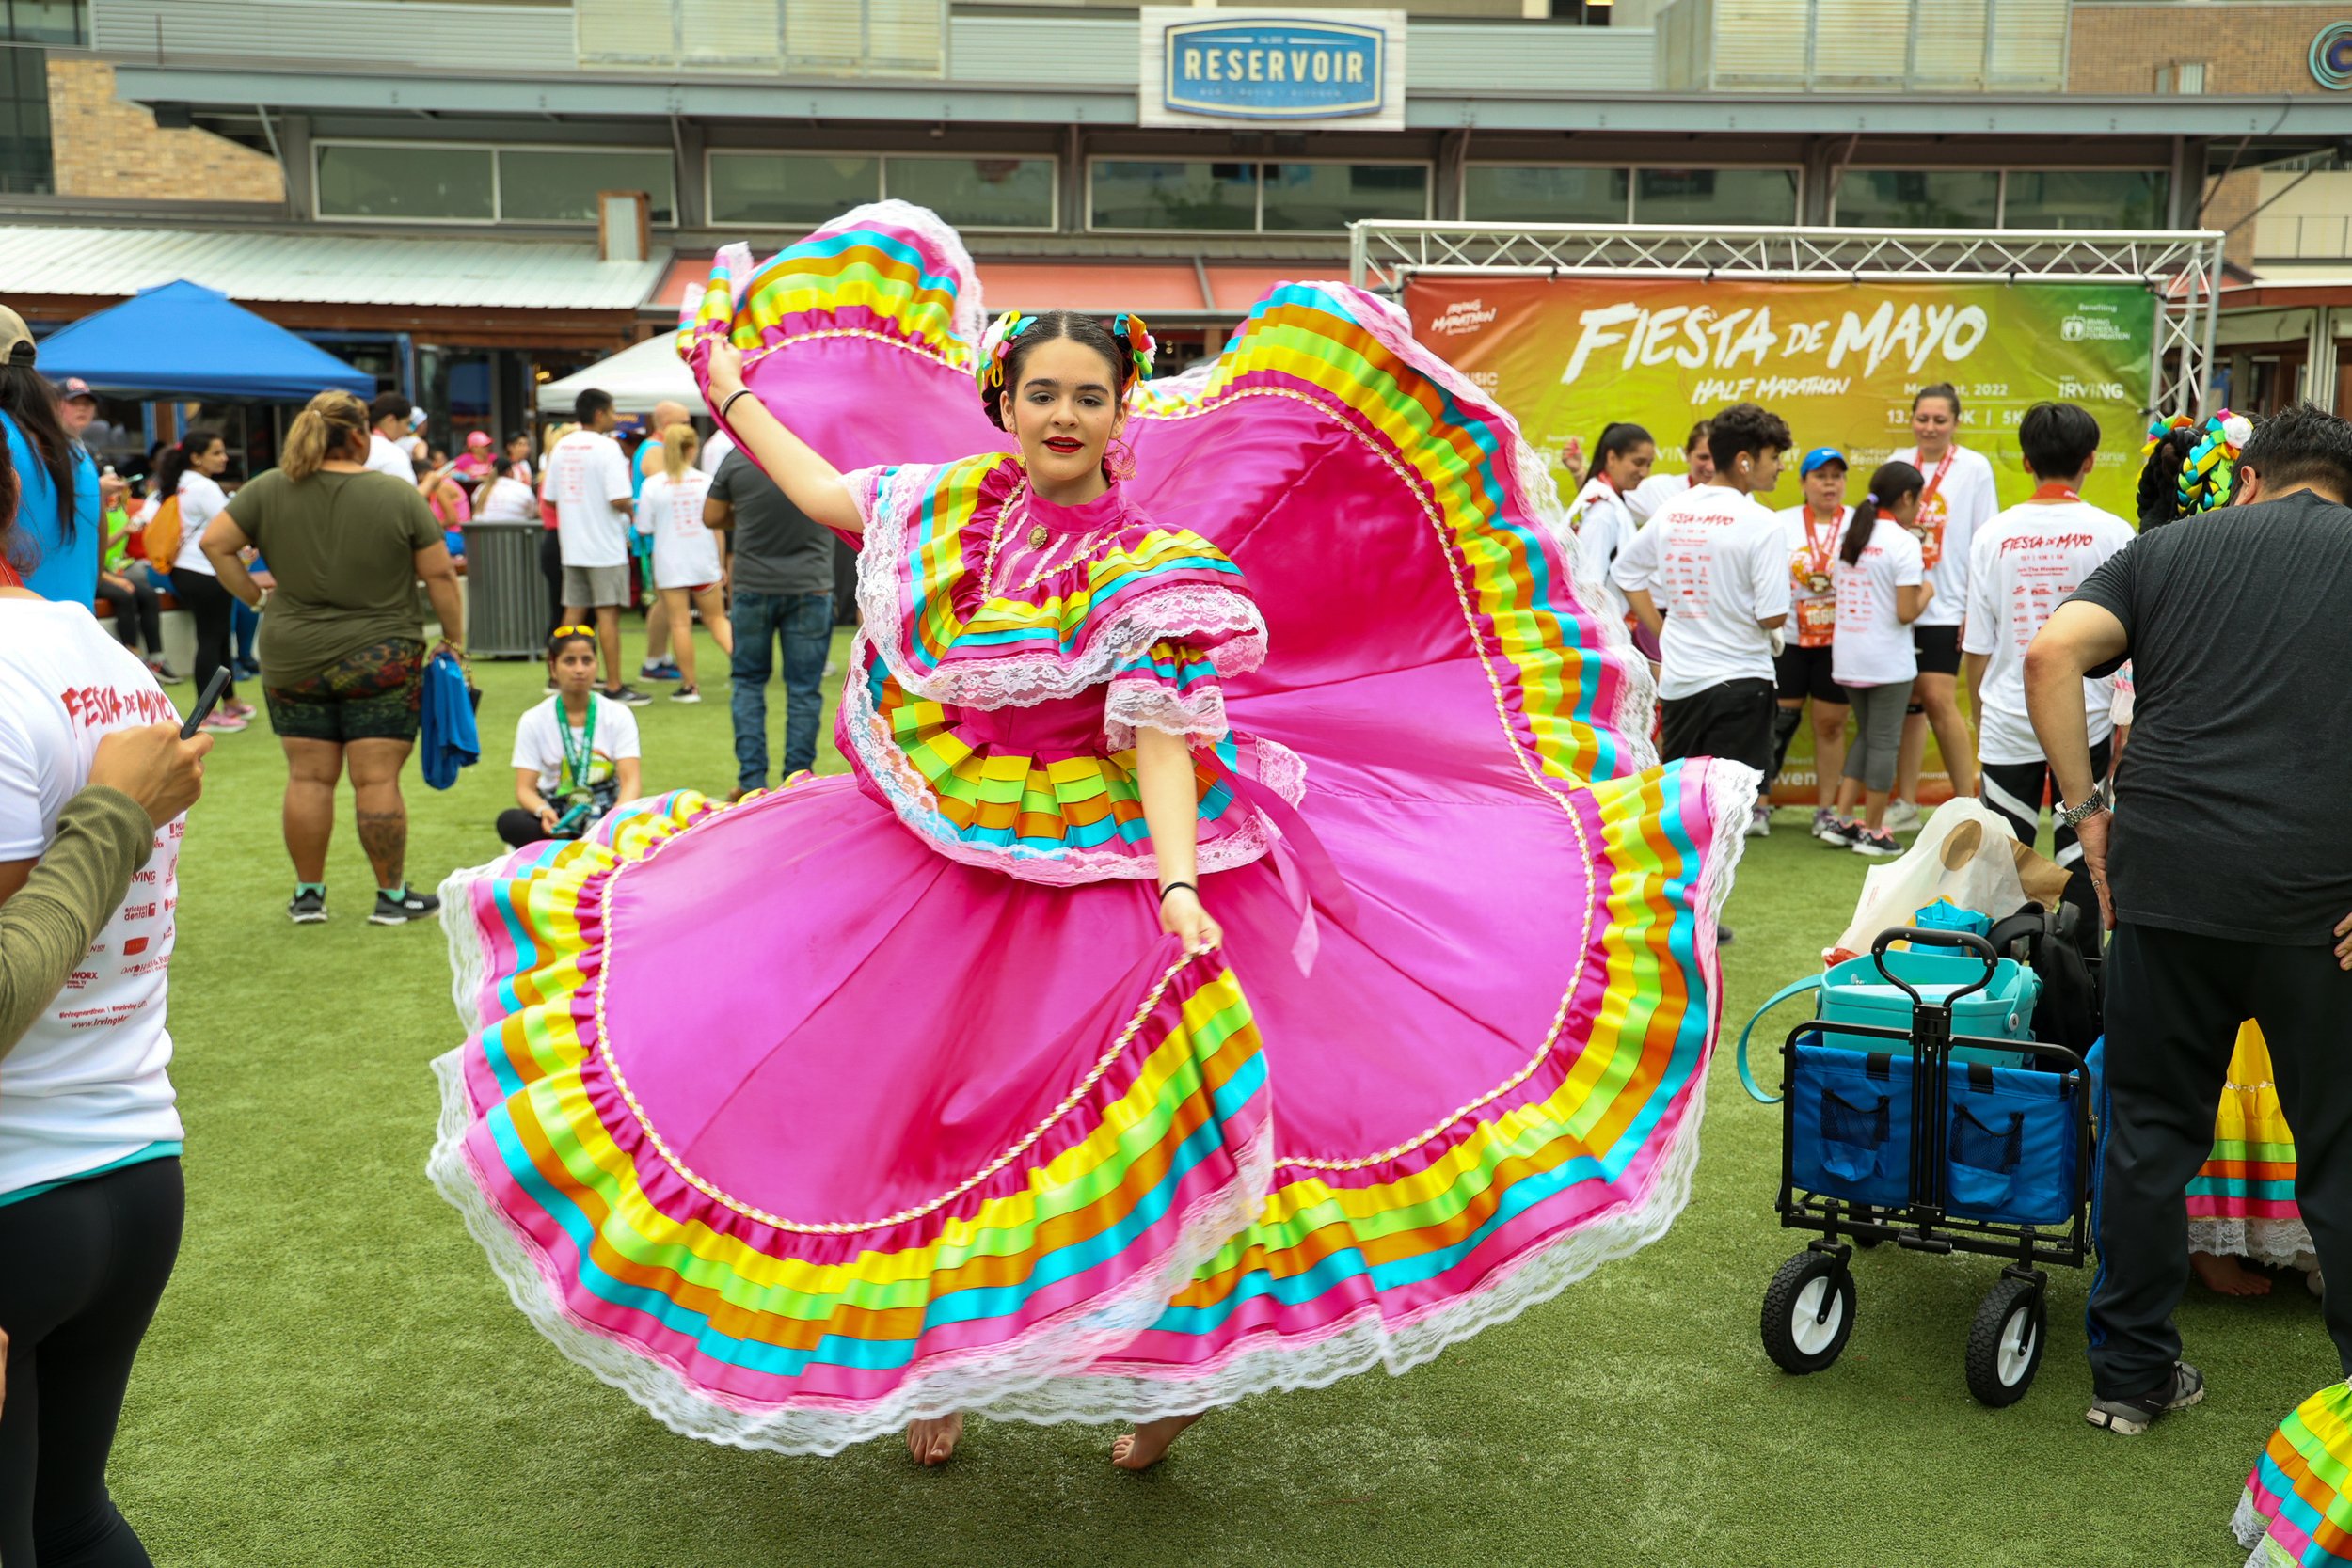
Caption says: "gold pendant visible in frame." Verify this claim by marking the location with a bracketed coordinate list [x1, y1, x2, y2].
[1027, 523, 1050, 549]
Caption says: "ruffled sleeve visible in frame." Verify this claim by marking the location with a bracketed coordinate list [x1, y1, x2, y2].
[1104, 639, 1232, 751]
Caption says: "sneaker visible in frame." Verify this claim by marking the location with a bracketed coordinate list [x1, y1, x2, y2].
[1810, 808, 1846, 844]
[223, 699, 257, 721]
[1818, 817, 1863, 847]
[602, 685, 655, 707]
[198, 711, 247, 733]
[670, 685, 701, 705]
[147, 657, 184, 683]
[1883, 798, 1922, 833]
[1851, 827, 1902, 857]
[232, 661, 262, 682]
[370, 888, 443, 926]
[2086, 1363, 2205, 1435]
[1745, 804, 1771, 838]
[640, 659, 683, 682]
[288, 888, 327, 925]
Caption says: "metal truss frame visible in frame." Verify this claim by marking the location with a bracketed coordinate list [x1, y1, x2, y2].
[1348, 221, 2229, 418]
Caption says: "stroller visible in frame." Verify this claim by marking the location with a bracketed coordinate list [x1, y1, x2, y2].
[1738, 914, 2102, 1406]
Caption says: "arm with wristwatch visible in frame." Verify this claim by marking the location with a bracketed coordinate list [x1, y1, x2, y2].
[2022, 600, 2126, 928]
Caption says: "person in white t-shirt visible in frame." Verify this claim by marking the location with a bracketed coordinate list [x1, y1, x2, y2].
[1772, 448, 1855, 843]
[0, 585, 211, 1568]
[545, 388, 650, 706]
[1566, 420, 1654, 629]
[699, 426, 736, 477]
[1889, 383, 1994, 822]
[1824, 460, 1931, 857]
[364, 391, 417, 482]
[1613, 403, 1793, 787]
[1626, 416, 1715, 526]
[1963, 401, 2134, 918]
[156, 428, 253, 731]
[472, 467, 538, 523]
[633, 423, 732, 705]
[497, 626, 644, 848]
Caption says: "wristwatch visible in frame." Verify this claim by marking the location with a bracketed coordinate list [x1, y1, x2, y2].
[2056, 787, 2109, 829]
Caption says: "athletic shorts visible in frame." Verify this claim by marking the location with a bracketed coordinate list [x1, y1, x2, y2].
[1913, 623, 1962, 677]
[1774, 643, 1847, 706]
[263, 637, 426, 744]
[562, 562, 630, 609]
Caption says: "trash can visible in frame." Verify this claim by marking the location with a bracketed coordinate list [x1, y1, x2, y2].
[462, 521, 548, 658]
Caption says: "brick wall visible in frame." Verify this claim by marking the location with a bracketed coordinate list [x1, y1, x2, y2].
[46, 58, 283, 204]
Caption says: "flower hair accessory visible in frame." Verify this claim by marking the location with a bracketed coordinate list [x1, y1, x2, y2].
[976, 310, 1037, 395]
[2143, 408, 2245, 516]
[1111, 313, 1155, 384]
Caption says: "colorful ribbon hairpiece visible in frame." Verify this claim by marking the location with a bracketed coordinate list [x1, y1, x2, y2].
[976, 311, 1156, 398]
[1111, 313, 1155, 383]
[2143, 409, 2252, 517]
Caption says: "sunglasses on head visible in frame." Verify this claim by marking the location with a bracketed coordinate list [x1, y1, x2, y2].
[551, 625, 596, 639]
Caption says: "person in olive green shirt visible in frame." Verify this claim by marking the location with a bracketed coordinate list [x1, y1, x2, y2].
[197, 388, 465, 928]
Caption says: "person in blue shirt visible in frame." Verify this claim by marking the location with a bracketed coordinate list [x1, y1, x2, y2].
[0, 309, 97, 605]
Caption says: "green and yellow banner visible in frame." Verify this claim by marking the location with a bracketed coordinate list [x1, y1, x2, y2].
[1405, 276, 2154, 515]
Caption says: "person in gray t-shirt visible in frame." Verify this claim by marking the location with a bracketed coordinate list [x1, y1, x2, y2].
[707, 449, 839, 791]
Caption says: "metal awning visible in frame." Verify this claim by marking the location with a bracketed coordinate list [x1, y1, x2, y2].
[0, 224, 670, 312]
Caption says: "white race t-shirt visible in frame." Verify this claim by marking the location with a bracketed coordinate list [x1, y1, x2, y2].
[513, 694, 641, 817]
[1568, 476, 1636, 620]
[1626, 469, 1696, 526]
[1832, 517, 1926, 689]
[1613, 484, 1791, 700]
[474, 475, 538, 523]
[1776, 504, 1846, 650]
[636, 470, 721, 590]
[1889, 443, 1996, 627]
[698, 429, 736, 477]
[547, 430, 634, 569]
[171, 472, 229, 575]
[366, 434, 415, 482]
[0, 600, 186, 1196]
[1962, 499, 2137, 766]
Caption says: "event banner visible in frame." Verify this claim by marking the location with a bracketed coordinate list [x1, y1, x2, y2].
[1404, 277, 2155, 516]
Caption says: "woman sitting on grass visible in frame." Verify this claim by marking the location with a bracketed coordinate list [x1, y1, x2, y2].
[498, 626, 642, 848]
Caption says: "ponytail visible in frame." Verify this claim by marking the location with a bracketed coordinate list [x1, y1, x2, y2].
[155, 426, 222, 499]
[1581, 420, 1655, 488]
[660, 421, 698, 483]
[283, 389, 370, 482]
[1842, 459, 1924, 566]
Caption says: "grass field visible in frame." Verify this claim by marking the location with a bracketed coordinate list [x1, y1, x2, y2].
[113, 626, 2326, 1568]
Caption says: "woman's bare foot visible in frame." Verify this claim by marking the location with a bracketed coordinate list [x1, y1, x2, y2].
[1110, 1413, 1202, 1471]
[905, 1413, 963, 1466]
[2191, 1251, 2273, 1297]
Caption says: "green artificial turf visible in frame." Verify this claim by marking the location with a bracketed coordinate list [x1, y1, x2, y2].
[114, 626, 2326, 1567]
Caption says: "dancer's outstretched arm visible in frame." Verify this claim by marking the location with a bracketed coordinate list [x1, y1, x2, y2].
[703, 341, 862, 537]
[1136, 727, 1221, 957]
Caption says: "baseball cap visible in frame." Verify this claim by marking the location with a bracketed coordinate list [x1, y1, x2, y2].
[407, 405, 427, 429]
[465, 430, 492, 450]
[0, 306, 34, 367]
[59, 375, 96, 402]
[1799, 447, 1848, 476]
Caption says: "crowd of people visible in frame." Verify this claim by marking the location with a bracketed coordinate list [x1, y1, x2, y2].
[4, 230, 2352, 1564]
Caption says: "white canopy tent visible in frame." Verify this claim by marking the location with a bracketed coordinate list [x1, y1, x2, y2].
[537, 331, 700, 416]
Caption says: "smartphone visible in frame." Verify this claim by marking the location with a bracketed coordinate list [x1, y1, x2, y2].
[180, 668, 233, 739]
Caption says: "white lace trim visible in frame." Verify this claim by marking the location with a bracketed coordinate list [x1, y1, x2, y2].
[964, 757, 1756, 1427]
[1321, 284, 1661, 781]
[1104, 680, 1229, 752]
[837, 633, 1281, 885]
[2189, 1216, 2317, 1271]
[429, 1038, 1278, 1456]
[851, 464, 1269, 711]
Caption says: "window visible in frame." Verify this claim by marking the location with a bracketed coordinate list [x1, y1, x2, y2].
[2155, 61, 2206, 94]
[1833, 170, 2001, 229]
[2002, 170, 2169, 230]
[707, 152, 882, 229]
[1260, 163, 1428, 231]
[1463, 166, 1629, 222]
[0, 43, 50, 195]
[1090, 161, 1257, 231]
[501, 150, 676, 226]
[317, 143, 496, 222]
[315, 142, 676, 225]
[1632, 167, 1799, 225]
[0, 0, 84, 46]
[882, 156, 1055, 230]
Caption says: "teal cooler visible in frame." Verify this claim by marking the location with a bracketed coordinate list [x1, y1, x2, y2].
[1816, 948, 2040, 1069]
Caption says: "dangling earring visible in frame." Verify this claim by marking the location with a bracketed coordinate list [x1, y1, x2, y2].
[1104, 435, 1137, 483]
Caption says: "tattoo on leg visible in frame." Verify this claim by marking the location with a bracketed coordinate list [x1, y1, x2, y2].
[356, 809, 407, 886]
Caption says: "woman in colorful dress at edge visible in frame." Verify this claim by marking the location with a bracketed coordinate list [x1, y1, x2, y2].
[429, 204, 1749, 1478]
[1888, 383, 1992, 826]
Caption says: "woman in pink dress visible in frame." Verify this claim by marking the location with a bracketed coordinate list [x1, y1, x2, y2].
[430, 204, 1753, 1471]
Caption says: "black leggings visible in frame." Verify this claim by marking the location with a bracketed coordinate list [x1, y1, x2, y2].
[92, 580, 161, 657]
[167, 570, 236, 707]
[539, 528, 565, 639]
[0, 1158, 184, 1568]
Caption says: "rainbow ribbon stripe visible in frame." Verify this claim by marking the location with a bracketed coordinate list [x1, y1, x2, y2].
[2241, 1382, 2352, 1565]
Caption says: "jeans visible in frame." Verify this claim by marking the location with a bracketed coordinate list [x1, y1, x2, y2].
[730, 589, 833, 787]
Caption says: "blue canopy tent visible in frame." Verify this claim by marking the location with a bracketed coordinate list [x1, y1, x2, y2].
[34, 279, 374, 401]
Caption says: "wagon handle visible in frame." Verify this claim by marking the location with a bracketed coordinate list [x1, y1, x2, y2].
[1868, 927, 1998, 1006]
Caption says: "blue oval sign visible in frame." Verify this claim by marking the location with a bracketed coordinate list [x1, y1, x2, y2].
[1163, 18, 1387, 120]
